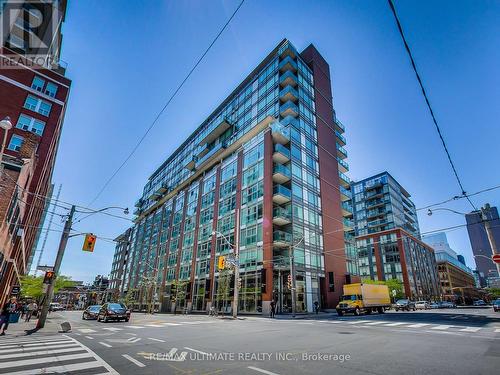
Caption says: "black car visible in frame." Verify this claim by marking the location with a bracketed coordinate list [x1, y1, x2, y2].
[82, 305, 101, 320]
[97, 303, 130, 322]
[394, 299, 416, 311]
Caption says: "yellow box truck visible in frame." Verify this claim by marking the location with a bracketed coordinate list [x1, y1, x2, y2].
[336, 283, 391, 316]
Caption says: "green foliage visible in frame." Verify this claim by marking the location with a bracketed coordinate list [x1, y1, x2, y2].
[20, 275, 76, 301]
[363, 278, 405, 299]
[486, 288, 500, 299]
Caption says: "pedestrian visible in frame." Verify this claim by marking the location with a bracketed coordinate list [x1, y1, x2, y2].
[314, 301, 319, 314]
[0, 297, 18, 336]
[21, 302, 28, 319]
[270, 300, 276, 318]
[25, 301, 38, 322]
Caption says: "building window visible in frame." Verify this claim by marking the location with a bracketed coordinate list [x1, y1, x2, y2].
[45, 82, 58, 98]
[31, 76, 45, 92]
[24, 95, 52, 117]
[7, 135, 24, 151]
[16, 114, 45, 136]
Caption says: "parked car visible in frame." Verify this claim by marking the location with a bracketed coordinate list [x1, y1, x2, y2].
[394, 299, 416, 311]
[49, 303, 64, 312]
[415, 301, 430, 310]
[440, 301, 457, 309]
[82, 305, 101, 320]
[493, 299, 500, 312]
[429, 302, 440, 309]
[473, 300, 486, 306]
[97, 303, 130, 322]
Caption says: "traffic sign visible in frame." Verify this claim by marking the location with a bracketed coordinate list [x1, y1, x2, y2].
[492, 254, 500, 264]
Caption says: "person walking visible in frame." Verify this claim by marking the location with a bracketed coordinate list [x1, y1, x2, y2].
[270, 300, 276, 318]
[25, 301, 38, 322]
[314, 301, 320, 314]
[0, 297, 18, 336]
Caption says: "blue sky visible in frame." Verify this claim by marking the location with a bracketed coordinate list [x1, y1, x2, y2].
[37, 0, 499, 283]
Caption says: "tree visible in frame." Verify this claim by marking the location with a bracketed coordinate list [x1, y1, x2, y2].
[216, 269, 232, 315]
[121, 288, 138, 308]
[20, 275, 76, 302]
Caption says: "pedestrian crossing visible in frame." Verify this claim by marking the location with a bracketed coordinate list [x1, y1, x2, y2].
[76, 319, 216, 333]
[0, 334, 118, 374]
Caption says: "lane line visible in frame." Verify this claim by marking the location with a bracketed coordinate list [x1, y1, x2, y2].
[161, 323, 181, 326]
[99, 342, 113, 348]
[148, 337, 165, 342]
[145, 324, 164, 327]
[122, 354, 146, 368]
[184, 346, 209, 355]
[248, 365, 280, 375]
[85, 336, 95, 339]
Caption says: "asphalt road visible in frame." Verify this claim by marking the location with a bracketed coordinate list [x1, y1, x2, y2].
[2, 308, 499, 375]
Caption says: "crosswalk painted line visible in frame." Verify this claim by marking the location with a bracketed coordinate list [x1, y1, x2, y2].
[145, 324, 164, 327]
[385, 322, 407, 327]
[126, 325, 146, 329]
[0, 334, 118, 374]
[102, 327, 123, 331]
[459, 327, 481, 332]
[78, 328, 97, 333]
[148, 337, 165, 342]
[364, 321, 388, 325]
[122, 354, 146, 368]
[99, 342, 113, 348]
[406, 323, 429, 328]
[162, 322, 181, 326]
[347, 320, 371, 324]
[431, 325, 454, 330]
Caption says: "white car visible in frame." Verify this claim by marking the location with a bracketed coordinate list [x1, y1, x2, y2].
[415, 301, 430, 310]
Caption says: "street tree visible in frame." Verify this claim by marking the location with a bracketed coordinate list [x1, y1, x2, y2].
[20, 275, 76, 302]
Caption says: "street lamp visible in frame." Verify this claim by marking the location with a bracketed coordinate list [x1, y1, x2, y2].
[427, 208, 465, 216]
[0, 116, 13, 173]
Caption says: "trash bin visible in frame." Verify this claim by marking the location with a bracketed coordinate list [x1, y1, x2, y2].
[8, 313, 20, 323]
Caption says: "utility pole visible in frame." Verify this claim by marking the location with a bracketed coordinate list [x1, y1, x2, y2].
[232, 208, 240, 319]
[289, 244, 297, 318]
[37, 205, 75, 329]
[482, 205, 500, 277]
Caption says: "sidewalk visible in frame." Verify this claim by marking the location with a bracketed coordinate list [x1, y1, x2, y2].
[1, 315, 62, 338]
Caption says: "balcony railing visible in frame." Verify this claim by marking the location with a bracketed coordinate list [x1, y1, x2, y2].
[279, 71, 298, 87]
[279, 85, 298, 102]
[270, 121, 290, 145]
[335, 130, 346, 146]
[278, 55, 297, 72]
[134, 198, 143, 207]
[367, 218, 389, 227]
[337, 157, 349, 173]
[195, 141, 226, 168]
[339, 185, 352, 201]
[273, 185, 292, 204]
[273, 206, 292, 223]
[336, 143, 348, 159]
[273, 164, 291, 179]
[343, 218, 354, 229]
[341, 201, 353, 213]
[334, 117, 345, 133]
[365, 198, 387, 209]
[280, 100, 299, 118]
[273, 230, 292, 244]
[339, 171, 351, 187]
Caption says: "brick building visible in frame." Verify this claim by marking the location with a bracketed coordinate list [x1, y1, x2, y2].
[436, 252, 478, 305]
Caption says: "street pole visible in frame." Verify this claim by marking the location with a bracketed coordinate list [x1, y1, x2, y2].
[232, 208, 240, 319]
[37, 205, 75, 329]
[482, 207, 500, 277]
[289, 244, 297, 318]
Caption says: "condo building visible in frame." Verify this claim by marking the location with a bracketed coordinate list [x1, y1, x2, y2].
[119, 40, 354, 314]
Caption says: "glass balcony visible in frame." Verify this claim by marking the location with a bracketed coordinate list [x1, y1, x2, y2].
[134, 198, 143, 207]
[343, 218, 354, 231]
[273, 143, 291, 164]
[148, 191, 162, 201]
[273, 164, 291, 184]
[337, 157, 349, 173]
[336, 143, 347, 159]
[270, 121, 290, 145]
[339, 171, 351, 188]
[278, 42, 297, 60]
[273, 184, 292, 205]
[334, 117, 345, 133]
[339, 185, 351, 201]
[279, 85, 298, 103]
[198, 117, 232, 146]
[195, 141, 226, 168]
[367, 218, 389, 227]
[341, 201, 353, 217]
[279, 71, 298, 88]
[278, 55, 297, 73]
[335, 130, 346, 146]
[184, 156, 197, 171]
[367, 208, 386, 219]
[273, 206, 292, 226]
[365, 198, 387, 209]
[273, 230, 292, 247]
[280, 115, 298, 129]
[155, 183, 168, 195]
[280, 100, 299, 118]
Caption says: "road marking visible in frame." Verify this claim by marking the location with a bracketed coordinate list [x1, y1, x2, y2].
[298, 322, 313, 325]
[122, 354, 146, 367]
[406, 323, 429, 328]
[0, 342, 78, 354]
[0, 353, 93, 370]
[63, 334, 119, 374]
[127, 337, 142, 343]
[78, 328, 97, 333]
[161, 322, 181, 326]
[384, 322, 406, 326]
[126, 325, 145, 329]
[85, 336, 95, 339]
[0, 345, 84, 360]
[184, 346, 209, 355]
[99, 341, 113, 348]
[495, 328, 500, 333]
[74, 332, 81, 335]
[248, 366, 280, 375]
[145, 324, 164, 327]
[0, 339, 74, 349]
[347, 320, 371, 324]
[431, 325, 454, 330]
[460, 327, 481, 332]
[148, 337, 165, 342]
[103, 327, 123, 331]
[328, 321, 344, 324]
[364, 321, 387, 325]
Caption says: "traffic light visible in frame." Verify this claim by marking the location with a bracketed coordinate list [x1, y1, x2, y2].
[218, 256, 226, 270]
[43, 271, 55, 284]
[287, 274, 292, 289]
[82, 233, 97, 252]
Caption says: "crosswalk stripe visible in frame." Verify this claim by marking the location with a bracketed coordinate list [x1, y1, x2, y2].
[0, 338, 72, 347]
[145, 324, 164, 327]
[495, 328, 500, 333]
[122, 354, 146, 368]
[6, 360, 106, 375]
[364, 321, 387, 325]
[99, 342, 113, 348]
[347, 320, 371, 324]
[385, 322, 406, 326]
[0, 352, 93, 369]
[126, 325, 145, 329]
[460, 327, 481, 332]
[0, 340, 74, 350]
[162, 323, 181, 326]
[0, 346, 85, 360]
[102, 327, 123, 331]
[406, 323, 429, 328]
[78, 328, 97, 333]
[431, 325, 454, 330]
[148, 337, 165, 342]
[0, 342, 79, 354]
